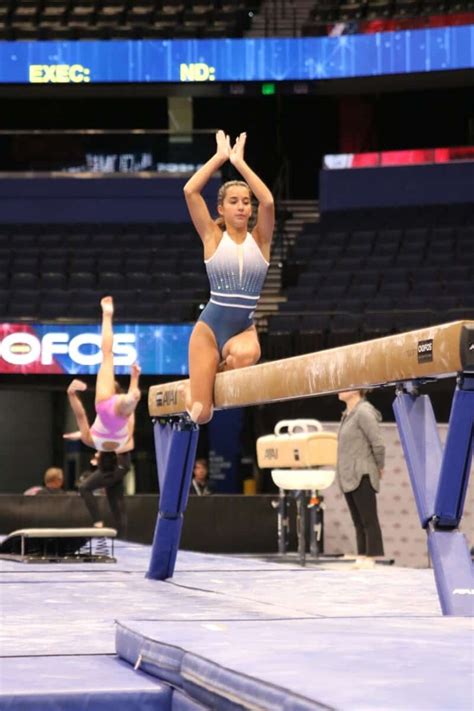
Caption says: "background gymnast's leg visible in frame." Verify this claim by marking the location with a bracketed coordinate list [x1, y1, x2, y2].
[95, 296, 116, 406]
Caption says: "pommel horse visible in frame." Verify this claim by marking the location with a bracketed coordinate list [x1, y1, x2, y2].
[148, 320, 474, 616]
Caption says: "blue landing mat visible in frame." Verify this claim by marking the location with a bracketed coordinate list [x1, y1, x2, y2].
[116, 616, 473, 711]
[0, 655, 171, 710]
[2, 542, 473, 710]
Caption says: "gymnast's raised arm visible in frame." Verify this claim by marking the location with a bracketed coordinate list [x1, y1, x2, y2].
[229, 132, 274, 253]
[183, 130, 230, 245]
[64, 379, 94, 447]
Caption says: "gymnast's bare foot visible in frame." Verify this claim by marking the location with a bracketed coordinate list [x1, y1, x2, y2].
[101, 296, 114, 316]
[63, 430, 82, 441]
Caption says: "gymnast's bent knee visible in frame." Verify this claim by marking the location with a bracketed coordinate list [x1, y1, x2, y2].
[227, 348, 260, 369]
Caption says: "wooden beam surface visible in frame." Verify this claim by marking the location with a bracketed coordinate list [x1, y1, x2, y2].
[149, 321, 474, 417]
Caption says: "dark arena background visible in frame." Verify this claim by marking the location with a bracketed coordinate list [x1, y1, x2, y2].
[0, 3, 473, 709]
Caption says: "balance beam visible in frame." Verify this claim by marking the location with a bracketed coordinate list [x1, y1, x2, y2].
[147, 320, 474, 613]
[149, 320, 474, 417]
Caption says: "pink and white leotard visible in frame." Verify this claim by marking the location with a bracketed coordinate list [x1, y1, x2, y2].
[90, 395, 130, 451]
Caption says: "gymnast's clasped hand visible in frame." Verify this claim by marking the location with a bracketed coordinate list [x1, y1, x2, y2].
[215, 129, 247, 166]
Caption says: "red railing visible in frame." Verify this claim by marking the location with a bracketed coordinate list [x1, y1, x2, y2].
[323, 146, 474, 169]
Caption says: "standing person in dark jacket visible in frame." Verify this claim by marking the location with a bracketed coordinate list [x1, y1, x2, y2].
[78, 451, 130, 538]
[336, 390, 385, 566]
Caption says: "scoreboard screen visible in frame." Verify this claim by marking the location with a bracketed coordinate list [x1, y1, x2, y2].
[0, 26, 471, 84]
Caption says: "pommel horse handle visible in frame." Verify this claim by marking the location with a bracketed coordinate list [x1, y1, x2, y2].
[275, 419, 323, 435]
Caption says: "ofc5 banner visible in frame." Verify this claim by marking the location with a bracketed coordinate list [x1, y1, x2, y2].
[0, 322, 192, 375]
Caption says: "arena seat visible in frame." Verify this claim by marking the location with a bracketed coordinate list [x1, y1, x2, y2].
[304, 0, 474, 37]
[326, 312, 361, 347]
[369, 254, 396, 270]
[339, 1, 364, 21]
[394, 0, 420, 18]
[150, 273, 180, 289]
[68, 287, 100, 304]
[362, 310, 394, 339]
[97, 271, 123, 291]
[11, 233, 37, 249]
[339, 255, 369, 271]
[0, 290, 9, 315]
[393, 309, 435, 331]
[66, 233, 92, 249]
[42, 255, 68, 272]
[68, 272, 96, 289]
[440, 265, 471, 283]
[12, 256, 39, 273]
[10, 272, 38, 290]
[316, 243, 344, 261]
[371, 245, 397, 262]
[97, 256, 123, 273]
[377, 228, 402, 245]
[447, 279, 473, 299]
[347, 282, 378, 300]
[123, 257, 149, 273]
[38, 289, 71, 319]
[278, 299, 310, 314]
[69, 256, 95, 273]
[9, 289, 38, 310]
[2, 202, 470, 330]
[443, 306, 474, 322]
[341, 297, 366, 313]
[316, 283, 349, 301]
[39, 271, 67, 289]
[285, 285, 315, 301]
[1, 0, 260, 38]
[265, 314, 299, 358]
[345, 242, 373, 259]
[295, 313, 330, 353]
[73, 301, 100, 318]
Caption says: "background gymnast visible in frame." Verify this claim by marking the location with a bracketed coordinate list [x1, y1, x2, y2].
[63, 296, 141, 452]
[183, 129, 274, 424]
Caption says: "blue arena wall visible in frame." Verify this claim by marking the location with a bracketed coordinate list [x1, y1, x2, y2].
[319, 162, 474, 212]
[0, 176, 219, 224]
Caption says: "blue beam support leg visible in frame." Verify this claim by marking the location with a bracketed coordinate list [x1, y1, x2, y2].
[393, 376, 474, 616]
[434, 380, 474, 528]
[147, 418, 199, 580]
[392, 392, 443, 527]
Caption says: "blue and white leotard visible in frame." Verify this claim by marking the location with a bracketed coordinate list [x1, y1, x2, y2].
[198, 231, 269, 353]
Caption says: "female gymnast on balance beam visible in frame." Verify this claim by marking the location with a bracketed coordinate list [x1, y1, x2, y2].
[183, 130, 275, 425]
